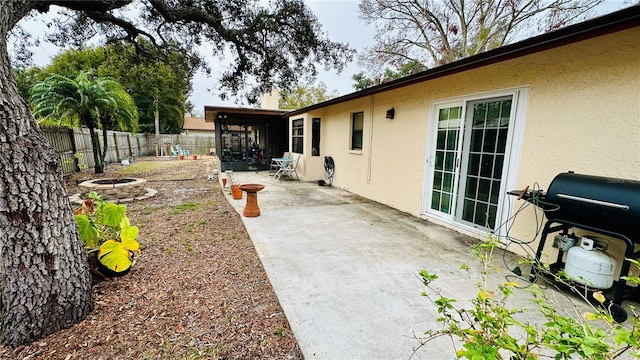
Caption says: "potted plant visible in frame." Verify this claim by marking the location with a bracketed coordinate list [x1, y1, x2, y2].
[74, 191, 141, 278]
[229, 173, 243, 200]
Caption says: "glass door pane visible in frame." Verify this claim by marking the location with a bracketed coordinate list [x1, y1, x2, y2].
[430, 106, 462, 214]
[458, 97, 512, 229]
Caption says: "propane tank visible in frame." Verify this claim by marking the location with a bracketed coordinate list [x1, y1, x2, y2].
[564, 237, 617, 289]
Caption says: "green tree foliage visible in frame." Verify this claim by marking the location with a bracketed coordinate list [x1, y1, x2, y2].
[352, 61, 426, 91]
[279, 82, 339, 110]
[12, 66, 45, 101]
[45, 47, 108, 78]
[16, 43, 194, 134]
[99, 40, 199, 134]
[357, 0, 604, 87]
[30, 71, 138, 173]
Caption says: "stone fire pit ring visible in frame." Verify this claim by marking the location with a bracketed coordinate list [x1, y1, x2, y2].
[78, 178, 155, 202]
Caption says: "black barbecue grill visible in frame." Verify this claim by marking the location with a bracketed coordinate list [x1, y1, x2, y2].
[510, 171, 640, 322]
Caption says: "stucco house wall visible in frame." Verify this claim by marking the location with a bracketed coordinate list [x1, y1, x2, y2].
[288, 25, 639, 264]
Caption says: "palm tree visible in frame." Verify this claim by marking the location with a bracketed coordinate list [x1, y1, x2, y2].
[30, 71, 138, 173]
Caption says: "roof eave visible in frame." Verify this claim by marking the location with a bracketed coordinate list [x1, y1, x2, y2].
[285, 5, 640, 117]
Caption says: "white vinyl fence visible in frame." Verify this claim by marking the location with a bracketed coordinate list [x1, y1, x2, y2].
[42, 127, 215, 174]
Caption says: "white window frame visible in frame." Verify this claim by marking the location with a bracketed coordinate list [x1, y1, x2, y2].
[350, 111, 364, 152]
[291, 118, 304, 154]
[422, 86, 529, 239]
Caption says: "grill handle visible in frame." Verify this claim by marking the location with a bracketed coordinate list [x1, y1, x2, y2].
[556, 193, 630, 210]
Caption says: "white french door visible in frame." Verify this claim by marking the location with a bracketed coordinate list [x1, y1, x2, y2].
[424, 89, 527, 234]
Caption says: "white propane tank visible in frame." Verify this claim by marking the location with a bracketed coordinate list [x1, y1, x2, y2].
[564, 237, 617, 289]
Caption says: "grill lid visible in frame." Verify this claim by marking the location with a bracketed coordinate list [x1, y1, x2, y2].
[544, 172, 640, 242]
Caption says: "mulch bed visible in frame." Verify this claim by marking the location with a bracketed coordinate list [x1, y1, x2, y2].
[0, 157, 302, 360]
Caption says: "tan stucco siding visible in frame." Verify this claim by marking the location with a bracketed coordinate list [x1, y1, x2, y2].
[292, 27, 639, 254]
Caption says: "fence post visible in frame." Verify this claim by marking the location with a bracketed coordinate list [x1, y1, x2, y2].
[68, 127, 80, 172]
[113, 132, 120, 161]
[127, 134, 133, 159]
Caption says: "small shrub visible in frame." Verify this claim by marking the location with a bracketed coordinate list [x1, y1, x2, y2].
[415, 236, 640, 359]
[74, 191, 141, 275]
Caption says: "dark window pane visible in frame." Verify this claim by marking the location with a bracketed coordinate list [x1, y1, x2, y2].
[352, 131, 363, 150]
[437, 131, 446, 149]
[471, 130, 483, 152]
[474, 202, 488, 227]
[462, 199, 475, 222]
[445, 152, 455, 171]
[450, 106, 461, 120]
[292, 118, 304, 153]
[352, 112, 364, 150]
[353, 112, 364, 130]
[431, 191, 441, 210]
[482, 129, 497, 152]
[468, 154, 480, 175]
[435, 151, 445, 170]
[441, 193, 451, 214]
[465, 176, 478, 198]
[473, 103, 486, 127]
[292, 138, 303, 153]
[490, 180, 501, 204]
[500, 100, 512, 127]
[480, 154, 494, 178]
[493, 155, 504, 179]
[488, 205, 498, 228]
[438, 108, 449, 122]
[433, 171, 443, 191]
[478, 179, 491, 202]
[443, 172, 453, 193]
[497, 130, 508, 153]
[446, 130, 458, 150]
[486, 101, 501, 125]
[312, 118, 321, 156]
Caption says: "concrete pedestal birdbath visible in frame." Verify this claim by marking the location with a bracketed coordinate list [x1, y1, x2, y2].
[239, 184, 265, 217]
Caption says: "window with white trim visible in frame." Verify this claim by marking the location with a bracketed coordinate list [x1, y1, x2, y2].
[292, 118, 303, 153]
[351, 112, 364, 150]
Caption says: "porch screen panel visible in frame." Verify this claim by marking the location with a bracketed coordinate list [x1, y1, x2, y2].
[431, 106, 461, 214]
[461, 99, 511, 228]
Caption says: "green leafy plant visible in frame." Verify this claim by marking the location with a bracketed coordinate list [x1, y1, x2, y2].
[63, 152, 88, 170]
[74, 191, 141, 275]
[415, 236, 640, 359]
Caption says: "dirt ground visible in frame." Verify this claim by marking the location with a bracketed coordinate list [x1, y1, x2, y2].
[0, 156, 302, 360]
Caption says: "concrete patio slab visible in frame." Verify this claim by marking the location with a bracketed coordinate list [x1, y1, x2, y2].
[221, 171, 629, 359]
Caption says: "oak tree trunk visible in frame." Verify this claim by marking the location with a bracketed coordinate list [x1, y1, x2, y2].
[0, 0, 94, 346]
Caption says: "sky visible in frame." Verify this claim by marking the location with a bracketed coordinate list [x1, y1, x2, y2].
[189, 0, 375, 111]
[12, 0, 631, 113]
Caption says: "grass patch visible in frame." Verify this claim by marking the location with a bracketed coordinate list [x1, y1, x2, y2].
[117, 161, 182, 175]
[116, 159, 207, 181]
[173, 202, 201, 214]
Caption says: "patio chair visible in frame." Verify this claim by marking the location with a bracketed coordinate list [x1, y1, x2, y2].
[270, 151, 290, 172]
[170, 145, 180, 157]
[281, 154, 300, 180]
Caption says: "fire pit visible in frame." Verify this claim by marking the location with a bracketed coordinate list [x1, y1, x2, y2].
[78, 178, 149, 201]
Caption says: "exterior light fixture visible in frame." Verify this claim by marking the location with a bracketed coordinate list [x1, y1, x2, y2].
[386, 108, 395, 119]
